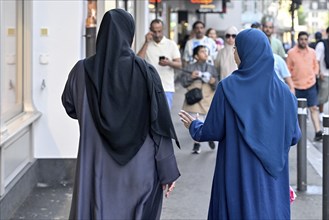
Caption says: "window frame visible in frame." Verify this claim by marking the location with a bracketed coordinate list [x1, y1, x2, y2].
[0, 0, 41, 147]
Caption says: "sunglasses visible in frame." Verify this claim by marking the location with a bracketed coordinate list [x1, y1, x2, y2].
[225, 34, 236, 39]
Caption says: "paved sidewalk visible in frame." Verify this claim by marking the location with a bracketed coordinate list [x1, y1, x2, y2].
[10, 84, 326, 220]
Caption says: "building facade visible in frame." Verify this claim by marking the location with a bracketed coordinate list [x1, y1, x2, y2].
[1, 0, 327, 218]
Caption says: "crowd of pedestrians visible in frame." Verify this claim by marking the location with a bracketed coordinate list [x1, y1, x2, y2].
[62, 8, 328, 220]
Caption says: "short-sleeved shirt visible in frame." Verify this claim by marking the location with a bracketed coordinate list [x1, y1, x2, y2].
[286, 46, 319, 90]
[273, 53, 291, 82]
[144, 37, 181, 92]
[271, 37, 286, 59]
[315, 41, 329, 77]
[183, 36, 217, 65]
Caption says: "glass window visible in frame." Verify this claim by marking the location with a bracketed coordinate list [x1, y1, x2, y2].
[1, 0, 23, 123]
[116, 0, 135, 16]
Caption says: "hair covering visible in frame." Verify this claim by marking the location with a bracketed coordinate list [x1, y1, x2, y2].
[221, 29, 298, 178]
[251, 22, 261, 29]
[225, 26, 238, 36]
[84, 9, 179, 165]
[315, 31, 322, 40]
[215, 26, 238, 79]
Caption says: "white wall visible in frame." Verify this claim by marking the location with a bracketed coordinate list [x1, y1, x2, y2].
[29, 0, 243, 158]
[205, 1, 243, 33]
[32, 1, 85, 158]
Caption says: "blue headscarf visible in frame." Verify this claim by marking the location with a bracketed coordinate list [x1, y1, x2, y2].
[221, 29, 298, 178]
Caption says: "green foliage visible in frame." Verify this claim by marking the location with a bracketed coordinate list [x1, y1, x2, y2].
[297, 6, 307, 25]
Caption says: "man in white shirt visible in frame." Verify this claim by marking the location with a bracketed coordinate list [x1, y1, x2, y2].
[183, 21, 217, 66]
[137, 19, 182, 109]
[315, 27, 329, 121]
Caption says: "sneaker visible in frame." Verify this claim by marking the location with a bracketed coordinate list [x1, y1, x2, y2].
[319, 113, 324, 122]
[208, 141, 216, 150]
[314, 131, 323, 142]
[192, 143, 201, 154]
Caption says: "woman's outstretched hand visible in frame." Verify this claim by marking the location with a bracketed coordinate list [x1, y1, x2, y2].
[179, 110, 197, 129]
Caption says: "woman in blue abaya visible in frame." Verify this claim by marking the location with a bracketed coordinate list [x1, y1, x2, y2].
[179, 29, 301, 219]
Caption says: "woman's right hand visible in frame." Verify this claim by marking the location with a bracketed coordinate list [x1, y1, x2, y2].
[179, 110, 197, 129]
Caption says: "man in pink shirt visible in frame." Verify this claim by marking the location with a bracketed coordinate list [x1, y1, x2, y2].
[287, 31, 322, 141]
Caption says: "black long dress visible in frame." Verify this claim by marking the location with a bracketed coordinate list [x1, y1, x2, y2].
[62, 60, 180, 219]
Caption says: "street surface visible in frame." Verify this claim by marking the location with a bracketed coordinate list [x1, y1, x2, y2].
[10, 83, 326, 220]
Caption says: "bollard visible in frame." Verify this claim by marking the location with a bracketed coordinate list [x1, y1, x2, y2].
[85, 27, 96, 58]
[323, 115, 329, 220]
[297, 98, 307, 192]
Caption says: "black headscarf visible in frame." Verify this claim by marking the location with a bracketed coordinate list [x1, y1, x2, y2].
[84, 9, 179, 165]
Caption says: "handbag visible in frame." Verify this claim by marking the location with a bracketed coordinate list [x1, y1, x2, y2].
[185, 87, 203, 105]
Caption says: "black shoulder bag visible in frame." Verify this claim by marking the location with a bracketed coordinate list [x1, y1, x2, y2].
[185, 87, 203, 105]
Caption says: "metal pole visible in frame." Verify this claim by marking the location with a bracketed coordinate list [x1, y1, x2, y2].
[85, 27, 96, 57]
[291, 1, 295, 47]
[323, 115, 329, 220]
[155, 0, 158, 19]
[297, 98, 307, 191]
[124, 0, 128, 11]
[85, 0, 97, 58]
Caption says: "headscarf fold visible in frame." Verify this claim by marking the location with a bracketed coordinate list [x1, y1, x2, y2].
[84, 9, 179, 165]
[221, 29, 298, 178]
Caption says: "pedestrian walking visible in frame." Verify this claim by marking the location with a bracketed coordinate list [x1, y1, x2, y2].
[251, 21, 262, 29]
[182, 21, 217, 66]
[309, 31, 322, 49]
[315, 27, 329, 122]
[206, 27, 224, 52]
[137, 19, 182, 110]
[62, 9, 180, 220]
[262, 16, 286, 59]
[214, 26, 238, 80]
[181, 45, 218, 154]
[273, 53, 295, 94]
[286, 31, 322, 141]
[251, 24, 295, 93]
[179, 29, 301, 220]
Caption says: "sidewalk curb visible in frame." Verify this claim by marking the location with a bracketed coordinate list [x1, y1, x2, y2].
[306, 139, 323, 178]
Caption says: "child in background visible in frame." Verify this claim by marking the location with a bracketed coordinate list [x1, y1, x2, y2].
[180, 45, 218, 154]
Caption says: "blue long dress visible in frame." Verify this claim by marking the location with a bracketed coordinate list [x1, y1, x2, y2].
[190, 84, 300, 219]
[189, 29, 301, 220]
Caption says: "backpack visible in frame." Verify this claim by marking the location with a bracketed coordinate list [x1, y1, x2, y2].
[321, 39, 329, 69]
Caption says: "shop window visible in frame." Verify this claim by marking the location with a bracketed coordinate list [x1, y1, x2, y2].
[0, 0, 23, 123]
[116, 0, 135, 16]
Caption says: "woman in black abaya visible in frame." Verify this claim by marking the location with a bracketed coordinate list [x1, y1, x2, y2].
[62, 9, 180, 219]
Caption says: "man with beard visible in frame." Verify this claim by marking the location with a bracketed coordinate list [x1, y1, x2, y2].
[286, 31, 322, 141]
[183, 21, 217, 66]
[137, 19, 182, 110]
[262, 18, 286, 59]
